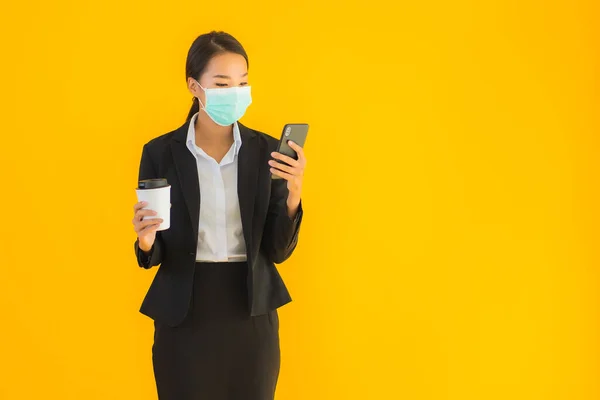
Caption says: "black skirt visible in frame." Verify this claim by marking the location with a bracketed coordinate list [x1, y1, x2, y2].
[151, 262, 281, 400]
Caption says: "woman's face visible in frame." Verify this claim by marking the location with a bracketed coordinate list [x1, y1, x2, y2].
[188, 52, 249, 105]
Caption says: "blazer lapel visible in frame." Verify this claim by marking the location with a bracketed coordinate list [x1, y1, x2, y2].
[171, 121, 200, 239]
[237, 123, 259, 261]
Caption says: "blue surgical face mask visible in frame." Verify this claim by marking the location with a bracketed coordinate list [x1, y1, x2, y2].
[195, 80, 252, 126]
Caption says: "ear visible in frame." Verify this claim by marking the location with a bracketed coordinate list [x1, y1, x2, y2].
[187, 77, 202, 97]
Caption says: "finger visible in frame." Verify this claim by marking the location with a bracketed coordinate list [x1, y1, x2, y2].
[135, 209, 158, 219]
[271, 151, 300, 168]
[268, 160, 299, 175]
[138, 222, 161, 236]
[270, 167, 295, 181]
[140, 217, 163, 227]
[133, 201, 148, 212]
[135, 218, 164, 231]
[289, 141, 307, 165]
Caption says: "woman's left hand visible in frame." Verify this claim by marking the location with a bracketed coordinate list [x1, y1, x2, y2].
[269, 140, 306, 216]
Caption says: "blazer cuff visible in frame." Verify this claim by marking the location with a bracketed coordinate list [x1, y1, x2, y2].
[135, 239, 155, 269]
[283, 200, 303, 238]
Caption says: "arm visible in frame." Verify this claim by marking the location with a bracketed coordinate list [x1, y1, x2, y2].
[134, 144, 165, 269]
[134, 236, 163, 269]
[261, 177, 304, 264]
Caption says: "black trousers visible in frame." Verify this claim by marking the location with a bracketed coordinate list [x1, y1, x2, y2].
[152, 262, 281, 400]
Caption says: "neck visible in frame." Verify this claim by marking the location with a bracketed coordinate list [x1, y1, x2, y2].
[194, 111, 234, 146]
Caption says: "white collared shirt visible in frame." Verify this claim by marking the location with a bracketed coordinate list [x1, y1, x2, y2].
[186, 112, 247, 262]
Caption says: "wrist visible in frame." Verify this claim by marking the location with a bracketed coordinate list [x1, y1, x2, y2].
[286, 197, 301, 219]
[138, 238, 153, 253]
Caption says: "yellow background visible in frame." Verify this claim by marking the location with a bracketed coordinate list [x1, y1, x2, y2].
[1, 0, 598, 399]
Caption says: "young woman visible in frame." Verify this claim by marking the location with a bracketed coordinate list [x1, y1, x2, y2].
[131, 31, 306, 400]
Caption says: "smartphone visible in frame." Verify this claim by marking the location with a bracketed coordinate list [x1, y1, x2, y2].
[271, 123, 309, 179]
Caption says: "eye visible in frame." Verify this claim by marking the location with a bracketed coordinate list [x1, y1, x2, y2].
[239, 82, 248, 86]
[215, 83, 228, 87]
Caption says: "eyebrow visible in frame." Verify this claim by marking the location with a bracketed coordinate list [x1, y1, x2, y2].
[213, 72, 248, 79]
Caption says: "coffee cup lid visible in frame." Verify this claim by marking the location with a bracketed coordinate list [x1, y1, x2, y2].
[138, 178, 169, 189]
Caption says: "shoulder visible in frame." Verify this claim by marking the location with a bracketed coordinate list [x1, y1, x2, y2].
[140, 121, 280, 156]
[143, 129, 179, 151]
[141, 121, 188, 159]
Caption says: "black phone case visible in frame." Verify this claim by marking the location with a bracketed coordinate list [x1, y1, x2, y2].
[272, 123, 309, 179]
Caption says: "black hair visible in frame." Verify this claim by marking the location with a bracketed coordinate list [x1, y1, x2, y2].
[185, 31, 249, 121]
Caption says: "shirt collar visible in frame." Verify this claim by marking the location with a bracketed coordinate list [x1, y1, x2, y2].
[186, 112, 242, 157]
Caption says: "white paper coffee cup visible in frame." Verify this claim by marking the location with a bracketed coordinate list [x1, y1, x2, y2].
[136, 179, 171, 231]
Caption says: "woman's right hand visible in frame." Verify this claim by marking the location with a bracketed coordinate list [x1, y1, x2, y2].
[132, 201, 163, 252]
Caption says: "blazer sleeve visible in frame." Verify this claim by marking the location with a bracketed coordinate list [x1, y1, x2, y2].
[134, 143, 165, 269]
[260, 176, 304, 264]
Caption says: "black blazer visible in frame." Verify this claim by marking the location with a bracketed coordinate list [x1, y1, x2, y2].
[133, 119, 303, 327]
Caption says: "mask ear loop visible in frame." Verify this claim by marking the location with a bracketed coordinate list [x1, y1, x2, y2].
[194, 79, 207, 110]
